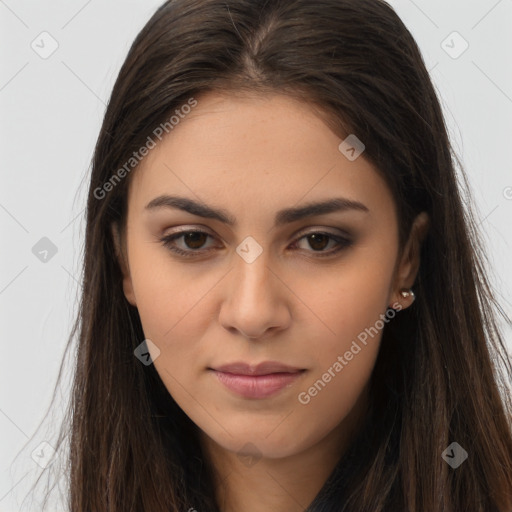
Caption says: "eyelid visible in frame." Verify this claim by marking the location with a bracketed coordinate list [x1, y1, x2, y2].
[296, 226, 352, 238]
[161, 224, 350, 240]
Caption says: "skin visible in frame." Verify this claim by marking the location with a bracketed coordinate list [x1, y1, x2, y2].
[113, 91, 429, 512]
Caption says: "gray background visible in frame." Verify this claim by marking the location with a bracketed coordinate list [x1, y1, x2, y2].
[1, 0, 511, 510]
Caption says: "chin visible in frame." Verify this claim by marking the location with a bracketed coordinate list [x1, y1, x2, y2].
[203, 424, 308, 461]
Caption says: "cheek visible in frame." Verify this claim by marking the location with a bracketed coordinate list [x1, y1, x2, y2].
[128, 236, 216, 338]
[289, 285, 391, 451]
[133, 267, 216, 377]
[296, 293, 387, 404]
[290, 250, 396, 355]
[288, 252, 395, 421]
[132, 261, 217, 416]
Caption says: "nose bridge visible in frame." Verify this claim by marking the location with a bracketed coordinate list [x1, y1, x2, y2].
[231, 240, 275, 300]
[219, 239, 290, 339]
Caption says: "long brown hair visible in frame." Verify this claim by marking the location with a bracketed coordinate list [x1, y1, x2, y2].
[21, 0, 512, 510]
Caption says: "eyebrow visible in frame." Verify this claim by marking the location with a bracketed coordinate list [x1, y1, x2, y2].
[145, 194, 369, 227]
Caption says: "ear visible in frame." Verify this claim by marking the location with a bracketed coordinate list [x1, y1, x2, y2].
[389, 211, 429, 310]
[111, 222, 137, 307]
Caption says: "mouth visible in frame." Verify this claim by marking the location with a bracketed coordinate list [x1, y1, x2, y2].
[210, 361, 305, 376]
[208, 361, 307, 399]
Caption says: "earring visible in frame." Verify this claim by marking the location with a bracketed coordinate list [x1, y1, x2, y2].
[388, 288, 416, 311]
[399, 288, 415, 301]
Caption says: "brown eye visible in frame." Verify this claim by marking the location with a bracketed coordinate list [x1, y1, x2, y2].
[160, 230, 217, 257]
[182, 231, 208, 249]
[293, 231, 352, 256]
[306, 233, 330, 251]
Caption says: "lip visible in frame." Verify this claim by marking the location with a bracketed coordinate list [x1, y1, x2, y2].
[211, 361, 304, 376]
[208, 361, 306, 399]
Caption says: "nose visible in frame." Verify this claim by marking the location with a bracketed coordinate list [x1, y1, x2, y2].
[218, 249, 291, 341]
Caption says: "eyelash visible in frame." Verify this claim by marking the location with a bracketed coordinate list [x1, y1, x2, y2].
[159, 228, 353, 259]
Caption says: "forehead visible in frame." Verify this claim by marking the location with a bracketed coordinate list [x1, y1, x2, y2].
[127, 91, 395, 222]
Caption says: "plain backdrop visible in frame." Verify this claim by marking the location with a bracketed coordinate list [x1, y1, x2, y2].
[1, 0, 511, 510]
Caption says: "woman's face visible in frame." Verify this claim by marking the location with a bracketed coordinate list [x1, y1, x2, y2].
[118, 91, 423, 460]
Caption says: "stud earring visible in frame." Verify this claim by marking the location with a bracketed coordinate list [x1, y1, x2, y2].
[388, 288, 416, 311]
[399, 288, 415, 301]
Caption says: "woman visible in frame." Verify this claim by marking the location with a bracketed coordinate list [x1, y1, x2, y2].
[29, 0, 512, 510]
